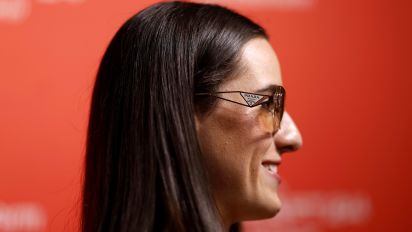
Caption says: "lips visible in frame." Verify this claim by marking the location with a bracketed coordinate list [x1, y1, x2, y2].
[261, 160, 281, 183]
[262, 163, 277, 174]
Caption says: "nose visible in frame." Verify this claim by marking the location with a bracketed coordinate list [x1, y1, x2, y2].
[274, 112, 303, 154]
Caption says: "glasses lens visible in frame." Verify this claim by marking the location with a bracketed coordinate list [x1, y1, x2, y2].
[272, 86, 285, 131]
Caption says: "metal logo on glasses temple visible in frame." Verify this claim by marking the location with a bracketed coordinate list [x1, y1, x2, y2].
[240, 92, 265, 107]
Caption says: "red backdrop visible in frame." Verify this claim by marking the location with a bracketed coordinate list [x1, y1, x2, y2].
[0, 0, 411, 231]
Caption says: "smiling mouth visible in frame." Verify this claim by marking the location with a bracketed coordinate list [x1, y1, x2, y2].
[262, 163, 277, 174]
[261, 161, 281, 183]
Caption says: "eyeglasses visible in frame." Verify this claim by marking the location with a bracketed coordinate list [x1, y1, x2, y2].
[195, 85, 285, 132]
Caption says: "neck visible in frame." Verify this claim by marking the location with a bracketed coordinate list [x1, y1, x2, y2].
[217, 205, 236, 232]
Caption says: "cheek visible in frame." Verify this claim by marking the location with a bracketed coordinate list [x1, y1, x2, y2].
[257, 109, 274, 134]
[198, 112, 252, 176]
[198, 109, 272, 195]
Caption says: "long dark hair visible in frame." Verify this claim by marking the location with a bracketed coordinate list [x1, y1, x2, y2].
[82, 1, 267, 231]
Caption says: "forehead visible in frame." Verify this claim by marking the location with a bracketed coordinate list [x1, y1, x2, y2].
[219, 38, 283, 93]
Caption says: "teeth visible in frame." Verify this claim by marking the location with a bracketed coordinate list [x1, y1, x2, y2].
[263, 164, 277, 173]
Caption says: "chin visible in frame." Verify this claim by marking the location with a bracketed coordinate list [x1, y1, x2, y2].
[267, 202, 282, 218]
[246, 195, 282, 220]
[262, 199, 282, 218]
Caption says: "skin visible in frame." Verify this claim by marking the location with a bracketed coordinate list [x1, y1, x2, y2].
[195, 38, 303, 230]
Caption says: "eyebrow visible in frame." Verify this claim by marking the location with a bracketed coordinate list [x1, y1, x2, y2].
[255, 84, 282, 94]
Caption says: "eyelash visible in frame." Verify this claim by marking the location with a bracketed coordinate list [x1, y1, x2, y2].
[261, 99, 273, 110]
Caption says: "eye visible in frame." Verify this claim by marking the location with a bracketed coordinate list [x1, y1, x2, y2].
[261, 99, 274, 112]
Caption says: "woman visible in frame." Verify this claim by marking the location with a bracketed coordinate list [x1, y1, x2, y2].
[82, 1, 302, 231]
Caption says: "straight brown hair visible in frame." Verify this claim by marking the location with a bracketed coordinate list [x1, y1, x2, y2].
[82, 1, 267, 231]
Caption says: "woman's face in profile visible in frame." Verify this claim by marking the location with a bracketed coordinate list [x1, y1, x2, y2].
[196, 38, 302, 225]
